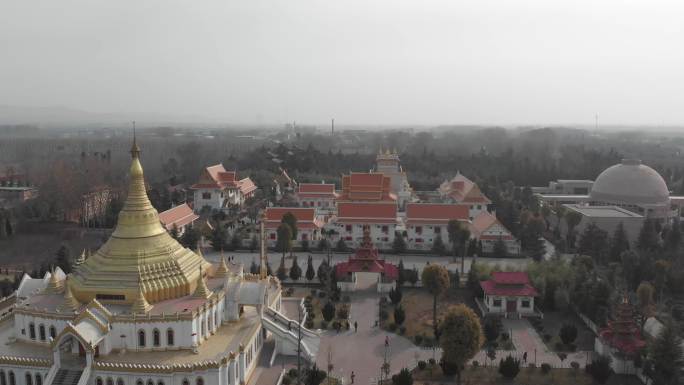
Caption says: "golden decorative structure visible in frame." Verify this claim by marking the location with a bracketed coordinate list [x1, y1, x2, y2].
[44, 268, 64, 294]
[59, 283, 81, 312]
[192, 266, 211, 299]
[130, 284, 153, 314]
[69, 137, 210, 304]
[214, 254, 229, 279]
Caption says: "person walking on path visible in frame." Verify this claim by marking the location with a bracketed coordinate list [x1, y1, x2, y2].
[523, 351, 528, 363]
[350, 371, 355, 384]
[354, 321, 358, 332]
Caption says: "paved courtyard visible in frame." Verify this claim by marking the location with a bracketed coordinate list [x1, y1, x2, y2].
[315, 273, 434, 385]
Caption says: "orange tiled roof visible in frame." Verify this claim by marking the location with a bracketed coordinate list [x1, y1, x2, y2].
[405, 203, 469, 224]
[264, 207, 323, 229]
[338, 172, 396, 202]
[439, 173, 491, 204]
[469, 211, 513, 240]
[336, 202, 397, 223]
[191, 164, 256, 194]
[158, 203, 199, 230]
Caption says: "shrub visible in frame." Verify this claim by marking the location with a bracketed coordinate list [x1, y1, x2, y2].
[322, 301, 335, 322]
[414, 335, 423, 345]
[571, 361, 580, 370]
[428, 358, 436, 366]
[586, 355, 613, 384]
[417, 360, 427, 370]
[543, 333, 552, 342]
[388, 323, 397, 332]
[380, 309, 389, 321]
[472, 360, 479, 368]
[559, 323, 578, 345]
[391, 368, 413, 385]
[528, 363, 536, 369]
[320, 320, 328, 329]
[389, 286, 402, 305]
[282, 376, 291, 385]
[498, 355, 521, 379]
[399, 326, 406, 335]
[422, 336, 434, 347]
[394, 306, 406, 325]
[288, 368, 299, 379]
[308, 311, 316, 320]
[332, 321, 341, 330]
[305, 319, 314, 329]
[500, 332, 509, 341]
[336, 305, 349, 319]
[541, 363, 551, 374]
[483, 317, 502, 342]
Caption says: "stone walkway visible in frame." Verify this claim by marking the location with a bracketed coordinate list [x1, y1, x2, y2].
[472, 318, 593, 368]
[315, 273, 434, 385]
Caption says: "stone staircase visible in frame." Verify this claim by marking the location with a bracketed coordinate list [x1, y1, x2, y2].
[51, 369, 82, 385]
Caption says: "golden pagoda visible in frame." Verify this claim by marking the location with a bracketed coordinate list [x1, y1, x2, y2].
[69, 137, 210, 305]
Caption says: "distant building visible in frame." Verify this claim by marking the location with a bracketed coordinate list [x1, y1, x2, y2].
[374, 148, 413, 209]
[263, 207, 324, 248]
[532, 179, 594, 195]
[562, 204, 644, 246]
[470, 212, 521, 256]
[0, 186, 37, 207]
[438, 173, 491, 220]
[338, 172, 396, 203]
[478, 272, 539, 317]
[538, 159, 677, 222]
[335, 226, 398, 293]
[330, 202, 398, 250]
[295, 183, 338, 215]
[158, 203, 199, 236]
[403, 203, 470, 251]
[191, 164, 257, 212]
[70, 185, 112, 227]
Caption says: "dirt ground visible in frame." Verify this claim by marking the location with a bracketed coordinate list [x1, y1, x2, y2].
[393, 287, 478, 340]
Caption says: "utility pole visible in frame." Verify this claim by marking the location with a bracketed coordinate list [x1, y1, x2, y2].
[297, 305, 302, 385]
[331, 118, 335, 136]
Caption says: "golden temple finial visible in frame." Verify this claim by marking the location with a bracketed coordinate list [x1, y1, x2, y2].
[131, 275, 152, 314]
[215, 253, 229, 278]
[59, 283, 81, 312]
[130, 121, 140, 159]
[192, 265, 211, 299]
[44, 267, 64, 294]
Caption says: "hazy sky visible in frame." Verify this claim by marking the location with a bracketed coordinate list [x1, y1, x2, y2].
[1, 0, 683, 126]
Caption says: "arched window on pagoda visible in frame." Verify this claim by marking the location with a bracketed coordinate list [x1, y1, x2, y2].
[138, 330, 146, 347]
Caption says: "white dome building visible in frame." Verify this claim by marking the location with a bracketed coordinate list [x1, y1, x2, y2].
[589, 159, 673, 219]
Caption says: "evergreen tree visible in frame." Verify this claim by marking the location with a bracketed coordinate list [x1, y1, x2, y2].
[249, 235, 258, 252]
[397, 259, 406, 287]
[180, 224, 199, 248]
[55, 245, 72, 274]
[210, 225, 227, 252]
[322, 301, 335, 322]
[391, 368, 413, 385]
[609, 222, 630, 261]
[393, 305, 406, 325]
[317, 238, 330, 251]
[565, 210, 583, 249]
[388, 286, 402, 305]
[289, 256, 302, 281]
[317, 260, 330, 285]
[392, 233, 406, 254]
[276, 255, 287, 281]
[230, 232, 242, 251]
[432, 234, 446, 255]
[492, 238, 507, 257]
[498, 355, 520, 379]
[650, 320, 683, 383]
[305, 256, 315, 281]
[275, 223, 293, 257]
[528, 236, 546, 262]
[335, 238, 347, 252]
[637, 219, 660, 251]
[300, 239, 309, 252]
[249, 259, 259, 274]
[578, 222, 609, 261]
[665, 217, 682, 250]
[169, 224, 179, 239]
[281, 212, 298, 241]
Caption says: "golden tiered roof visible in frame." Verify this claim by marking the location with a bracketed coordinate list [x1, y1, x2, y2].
[69, 138, 211, 305]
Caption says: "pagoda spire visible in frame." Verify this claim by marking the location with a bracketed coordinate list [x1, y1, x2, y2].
[192, 265, 211, 299]
[215, 252, 229, 278]
[44, 267, 64, 294]
[59, 283, 81, 312]
[130, 121, 140, 159]
[131, 274, 152, 314]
